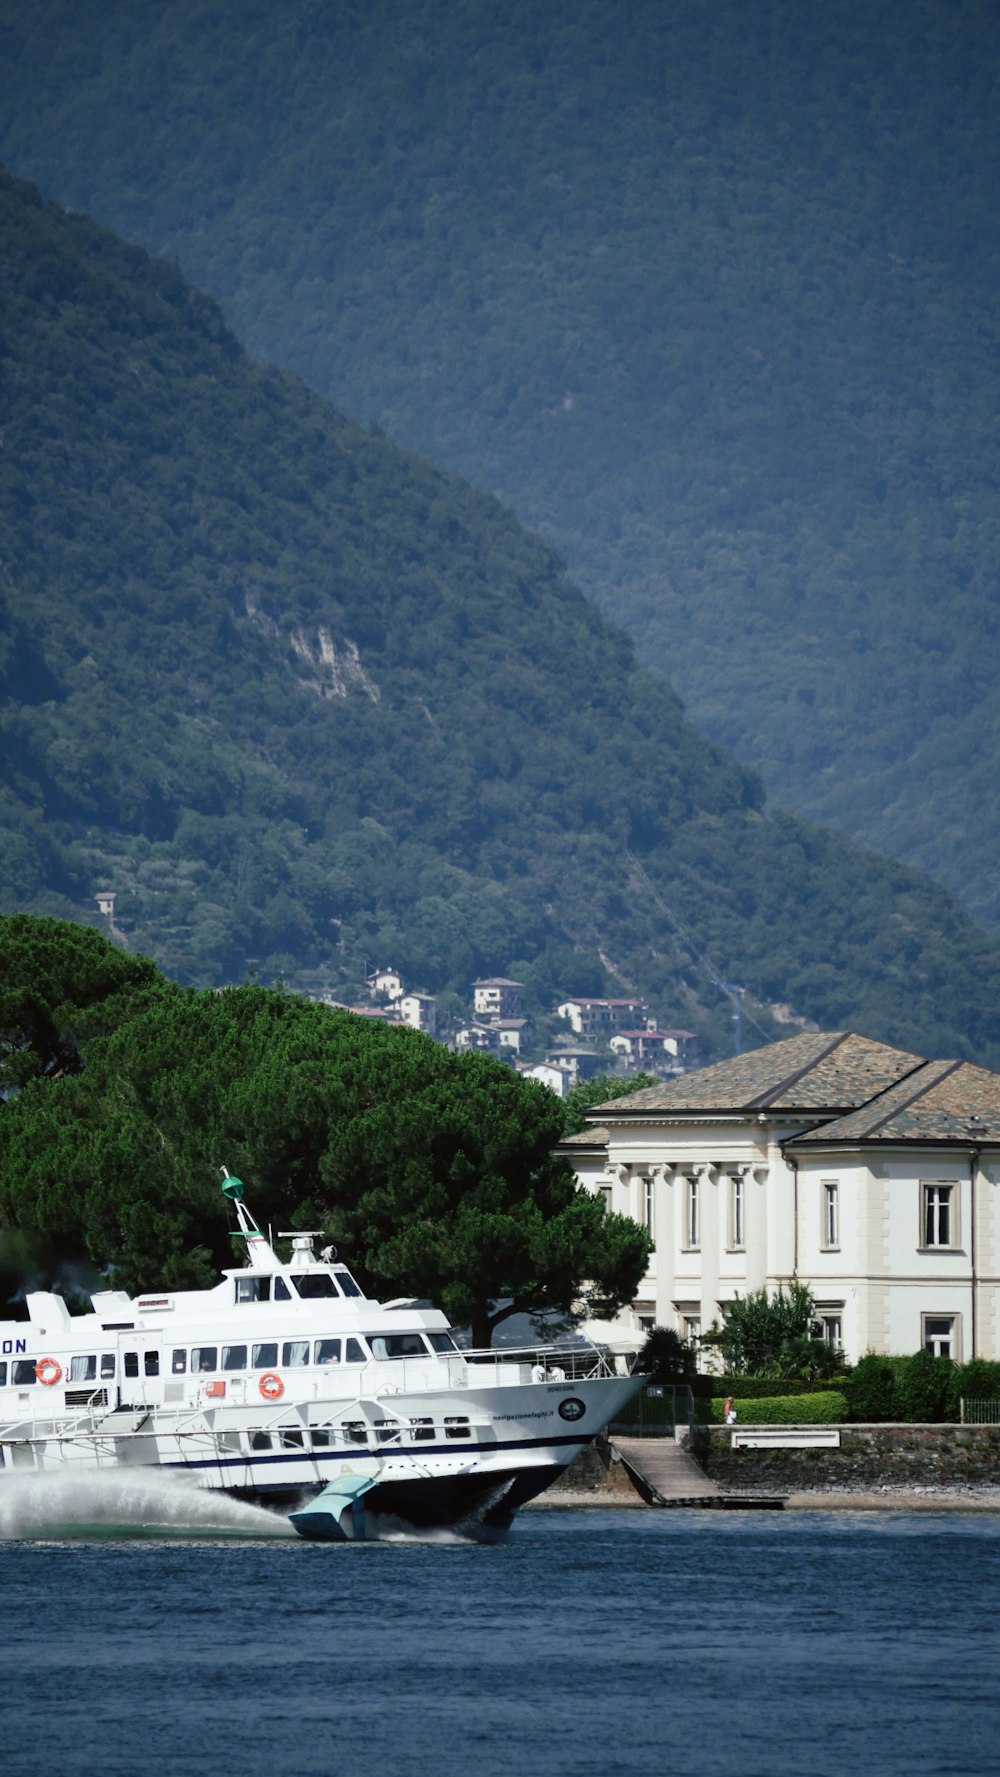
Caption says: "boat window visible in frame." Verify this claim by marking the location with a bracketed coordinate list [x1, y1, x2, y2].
[171, 1349, 187, 1374]
[101, 1354, 116, 1379]
[344, 1338, 366, 1364]
[12, 1359, 37, 1385]
[222, 1344, 248, 1372]
[342, 1421, 367, 1444]
[144, 1351, 159, 1377]
[337, 1272, 363, 1298]
[193, 1347, 218, 1374]
[278, 1427, 305, 1449]
[410, 1418, 434, 1441]
[369, 1332, 428, 1360]
[124, 1353, 139, 1378]
[376, 1420, 402, 1444]
[236, 1276, 271, 1303]
[218, 1432, 241, 1453]
[69, 1355, 97, 1383]
[273, 1277, 292, 1301]
[315, 1339, 341, 1365]
[252, 1342, 278, 1370]
[445, 1417, 472, 1439]
[291, 1273, 339, 1299]
[0, 1363, 6, 1386]
[428, 1333, 459, 1354]
[311, 1428, 332, 1447]
[249, 1431, 272, 1451]
[281, 1340, 310, 1368]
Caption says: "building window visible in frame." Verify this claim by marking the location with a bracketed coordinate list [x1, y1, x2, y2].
[686, 1176, 700, 1249]
[822, 1180, 840, 1249]
[922, 1183, 955, 1249]
[923, 1314, 958, 1360]
[599, 1185, 612, 1216]
[730, 1174, 744, 1250]
[643, 1175, 655, 1245]
[815, 1311, 842, 1351]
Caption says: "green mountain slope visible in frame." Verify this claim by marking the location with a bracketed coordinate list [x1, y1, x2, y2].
[2, 166, 1000, 1065]
[0, 1, 997, 923]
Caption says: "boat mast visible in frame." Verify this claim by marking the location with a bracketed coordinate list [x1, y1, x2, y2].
[221, 1169, 281, 1270]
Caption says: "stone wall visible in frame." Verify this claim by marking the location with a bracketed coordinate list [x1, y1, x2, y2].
[699, 1423, 1000, 1491]
[554, 1440, 640, 1497]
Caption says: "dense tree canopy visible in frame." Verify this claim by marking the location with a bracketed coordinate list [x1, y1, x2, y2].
[0, 914, 165, 1091]
[2, 172, 1000, 1063]
[0, 919, 650, 1338]
[2, 1, 999, 923]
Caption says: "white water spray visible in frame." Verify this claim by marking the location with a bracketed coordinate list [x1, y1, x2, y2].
[0, 1468, 296, 1540]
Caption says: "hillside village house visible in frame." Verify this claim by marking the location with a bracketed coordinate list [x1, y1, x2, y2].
[559, 1031, 1000, 1367]
[472, 978, 523, 1019]
[397, 992, 437, 1037]
[609, 1026, 697, 1075]
[369, 967, 403, 1002]
[454, 1016, 532, 1057]
[556, 995, 647, 1037]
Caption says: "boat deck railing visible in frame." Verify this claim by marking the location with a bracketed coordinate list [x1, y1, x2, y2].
[0, 1399, 499, 1475]
[461, 1340, 616, 1382]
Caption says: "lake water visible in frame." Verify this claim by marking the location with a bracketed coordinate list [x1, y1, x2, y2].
[1, 1472, 997, 1777]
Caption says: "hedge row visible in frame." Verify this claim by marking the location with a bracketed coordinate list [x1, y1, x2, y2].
[846, 1353, 1000, 1423]
[704, 1391, 848, 1426]
[693, 1375, 846, 1401]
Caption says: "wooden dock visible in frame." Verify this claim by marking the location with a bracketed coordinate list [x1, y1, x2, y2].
[611, 1436, 785, 1510]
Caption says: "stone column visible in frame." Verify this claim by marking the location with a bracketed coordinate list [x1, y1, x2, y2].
[694, 1162, 719, 1336]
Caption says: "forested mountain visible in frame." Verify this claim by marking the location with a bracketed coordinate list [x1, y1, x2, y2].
[0, 1, 997, 923]
[3, 166, 1000, 1065]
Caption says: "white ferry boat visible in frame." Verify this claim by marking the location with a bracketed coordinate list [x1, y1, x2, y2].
[0, 1174, 644, 1538]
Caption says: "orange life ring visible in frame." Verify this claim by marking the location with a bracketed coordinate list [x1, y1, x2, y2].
[259, 1372, 284, 1400]
[36, 1357, 62, 1386]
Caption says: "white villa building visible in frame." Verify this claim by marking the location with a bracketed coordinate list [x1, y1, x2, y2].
[560, 1030, 1000, 1367]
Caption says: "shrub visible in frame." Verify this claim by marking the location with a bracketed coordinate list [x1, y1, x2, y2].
[637, 1324, 697, 1383]
[846, 1353, 897, 1421]
[947, 1358, 1000, 1420]
[895, 1348, 955, 1423]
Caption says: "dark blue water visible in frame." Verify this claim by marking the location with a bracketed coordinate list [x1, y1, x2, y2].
[1, 1490, 997, 1777]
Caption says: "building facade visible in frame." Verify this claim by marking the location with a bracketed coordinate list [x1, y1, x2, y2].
[560, 1031, 1000, 1366]
[556, 996, 647, 1037]
[472, 978, 524, 1019]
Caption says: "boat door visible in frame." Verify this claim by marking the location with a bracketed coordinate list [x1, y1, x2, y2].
[117, 1335, 163, 1410]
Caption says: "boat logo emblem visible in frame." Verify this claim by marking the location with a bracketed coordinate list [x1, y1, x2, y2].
[558, 1397, 586, 1421]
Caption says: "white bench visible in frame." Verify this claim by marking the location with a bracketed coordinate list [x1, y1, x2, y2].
[731, 1427, 841, 1449]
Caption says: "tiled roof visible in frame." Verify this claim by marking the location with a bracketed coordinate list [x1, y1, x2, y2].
[788, 1059, 1000, 1146]
[588, 1031, 925, 1117]
[560, 1126, 610, 1148]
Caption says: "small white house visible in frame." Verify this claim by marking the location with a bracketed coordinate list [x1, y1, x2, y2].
[609, 1027, 696, 1073]
[520, 1061, 576, 1098]
[560, 1030, 1000, 1367]
[398, 992, 437, 1037]
[370, 968, 404, 1002]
